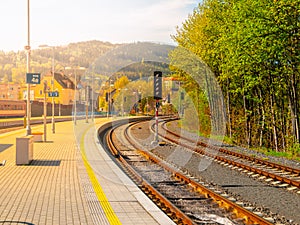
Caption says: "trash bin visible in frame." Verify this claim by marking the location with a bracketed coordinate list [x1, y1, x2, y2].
[16, 135, 33, 165]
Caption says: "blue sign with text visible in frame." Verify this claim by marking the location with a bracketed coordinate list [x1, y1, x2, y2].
[26, 73, 41, 84]
[48, 91, 59, 97]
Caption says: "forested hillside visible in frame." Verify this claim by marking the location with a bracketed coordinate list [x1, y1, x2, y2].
[0, 41, 174, 83]
[0, 40, 117, 83]
[170, 0, 299, 154]
[93, 42, 174, 78]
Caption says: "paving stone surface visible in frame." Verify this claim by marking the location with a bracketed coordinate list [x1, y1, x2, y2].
[0, 121, 94, 225]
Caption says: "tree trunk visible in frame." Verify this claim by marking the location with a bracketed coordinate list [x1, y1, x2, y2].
[243, 93, 251, 147]
[270, 93, 279, 151]
[280, 96, 286, 150]
[227, 79, 232, 139]
[258, 89, 265, 147]
[290, 73, 300, 143]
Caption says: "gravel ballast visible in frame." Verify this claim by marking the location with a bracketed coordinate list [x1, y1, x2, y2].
[129, 120, 300, 225]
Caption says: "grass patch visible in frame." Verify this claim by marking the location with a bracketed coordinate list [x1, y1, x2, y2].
[253, 146, 300, 162]
[222, 136, 235, 145]
[172, 120, 300, 162]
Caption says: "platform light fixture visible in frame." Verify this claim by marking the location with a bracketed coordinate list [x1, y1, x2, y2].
[65, 66, 86, 125]
[25, 0, 31, 135]
[39, 44, 56, 133]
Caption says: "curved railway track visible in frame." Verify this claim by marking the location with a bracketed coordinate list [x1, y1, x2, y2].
[102, 118, 275, 225]
[157, 118, 300, 192]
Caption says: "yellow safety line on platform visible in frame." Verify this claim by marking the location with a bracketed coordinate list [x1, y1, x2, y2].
[80, 126, 122, 225]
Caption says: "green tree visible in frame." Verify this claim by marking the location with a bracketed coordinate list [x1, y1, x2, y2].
[170, 0, 300, 152]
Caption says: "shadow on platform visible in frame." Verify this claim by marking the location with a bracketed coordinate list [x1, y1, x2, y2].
[0, 144, 13, 153]
[0, 221, 34, 225]
[30, 160, 61, 166]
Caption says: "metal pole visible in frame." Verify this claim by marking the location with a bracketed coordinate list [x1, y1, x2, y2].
[109, 79, 111, 117]
[43, 81, 47, 142]
[151, 99, 159, 146]
[92, 73, 94, 121]
[122, 90, 124, 117]
[51, 47, 55, 133]
[146, 97, 148, 116]
[155, 100, 159, 142]
[135, 91, 137, 114]
[25, 0, 31, 135]
[74, 70, 77, 125]
[85, 84, 88, 123]
[178, 81, 181, 117]
[59, 102, 61, 116]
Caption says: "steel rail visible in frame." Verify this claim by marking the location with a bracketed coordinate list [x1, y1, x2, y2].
[163, 121, 300, 175]
[105, 122, 195, 225]
[159, 120, 300, 188]
[124, 121, 274, 225]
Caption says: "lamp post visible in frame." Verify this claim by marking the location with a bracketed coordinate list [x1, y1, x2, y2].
[133, 90, 141, 114]
[92, 74, 94, 121]
[91, 76, 100, 121]
[178, 81, 181, 117]
[107, 79, 113, 117]
[39, 44, 55, 133]
[58, 101, 61, 116]
[109, 79, 111, 117]
[84, 76, 90, 123]
[118, 88, 127, 117]
[43, 80, 48, 142]
[25, 0, 31, 135]
[146, 97, 149, 116]
[65, 66, 85, 125]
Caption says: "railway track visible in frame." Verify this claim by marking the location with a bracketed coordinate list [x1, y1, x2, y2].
[102, 118, 275, 225]
[0, 116, 98, 133]
[157, 118, 300, 192]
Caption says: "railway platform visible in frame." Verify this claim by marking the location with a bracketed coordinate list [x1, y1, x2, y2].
[0, 118, 174, 225]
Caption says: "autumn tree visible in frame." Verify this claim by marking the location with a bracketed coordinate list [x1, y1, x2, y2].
[171, 0, 300, 153]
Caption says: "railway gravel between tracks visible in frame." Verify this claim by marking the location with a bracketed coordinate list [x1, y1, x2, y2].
[160, 121, 300, 190]
[129, 119, 300, 225]
[166, 120, 300, 170]
[107, 120, 279, 225]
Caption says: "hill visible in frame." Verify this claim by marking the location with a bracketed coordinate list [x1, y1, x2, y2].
[0, 41, 175, 84]
[93, 42, 175, 80]
[0, 40, 118, 83]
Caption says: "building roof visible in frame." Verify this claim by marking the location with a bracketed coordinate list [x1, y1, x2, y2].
[53, 72, 75, 89]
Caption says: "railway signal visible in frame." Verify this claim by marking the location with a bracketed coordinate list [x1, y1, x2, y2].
[152, 71, 162, 146]
[180, 92, 184, 100]
[153, 71, 162, 100]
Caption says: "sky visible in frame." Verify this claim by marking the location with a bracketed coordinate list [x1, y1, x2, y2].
[0, 0, 199, 52]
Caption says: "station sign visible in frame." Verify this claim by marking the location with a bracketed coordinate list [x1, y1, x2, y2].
[48, 91, 59, 97]
[26, 73, 41, 84]
[23, 90, 34, 100]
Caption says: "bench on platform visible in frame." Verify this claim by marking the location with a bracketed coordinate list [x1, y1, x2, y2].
[32, 132, 43, 142]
